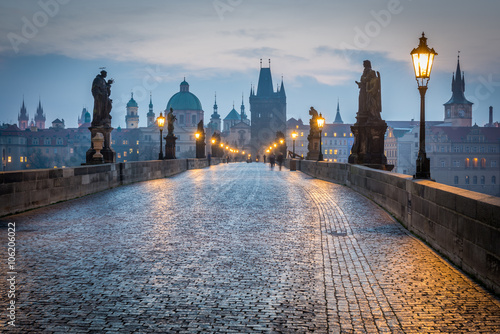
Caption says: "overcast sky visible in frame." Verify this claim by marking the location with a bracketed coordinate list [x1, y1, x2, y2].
[0, 0, 499, 128]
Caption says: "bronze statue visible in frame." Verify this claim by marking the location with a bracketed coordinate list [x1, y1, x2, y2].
[356, 60, 381, 121]
[167, 108, 176, 135]
[91, 70, 114, 127]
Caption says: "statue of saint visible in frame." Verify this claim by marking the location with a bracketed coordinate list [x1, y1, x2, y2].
[91, 70, 114, 127]
[356, 60, 381, 121]
[308, 107, 319, 131]
[167, 108, 176, 135]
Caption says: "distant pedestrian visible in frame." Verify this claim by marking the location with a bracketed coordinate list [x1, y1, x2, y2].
[277, 153, 284, 171]
[207, 153, 211, 166]
[263, 155, 266, 163]
[269, 154, 275, 169]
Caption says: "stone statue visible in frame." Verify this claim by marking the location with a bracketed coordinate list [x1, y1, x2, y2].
[91, 70, 114, 127]
[167, 108, 176, 135]
[306, 107, 320, 160]
[356, 60, 381, 122]
[197, 119, 204, 133]
[348, 60, 392, 170]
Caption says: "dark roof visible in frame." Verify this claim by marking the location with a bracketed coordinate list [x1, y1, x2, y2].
[256, 67, 273, 96]
[444, 57, 473, 105]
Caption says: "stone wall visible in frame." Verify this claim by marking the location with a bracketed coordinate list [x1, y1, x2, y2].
[296, 159, 500, 295]
[0, 158, 220, 217]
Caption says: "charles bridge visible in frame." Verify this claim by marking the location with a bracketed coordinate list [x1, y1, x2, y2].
[0, 158, 499, 333]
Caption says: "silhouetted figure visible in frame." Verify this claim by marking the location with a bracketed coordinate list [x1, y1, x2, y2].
[277, 153, 284, 171]
[91, 70, 114, 127]
[269, 154, 276, 169]
[263, 154, 266, 163]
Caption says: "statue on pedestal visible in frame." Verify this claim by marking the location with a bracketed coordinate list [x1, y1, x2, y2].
[348, 61, 392, 170]
[164, 108, 177, 159]
[91, 70, 114, 127]
[306, 107, 320, 160]
[86, 69, 116, 164]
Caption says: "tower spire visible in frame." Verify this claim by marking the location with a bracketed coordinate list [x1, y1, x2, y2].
[334, 98, 343, 124]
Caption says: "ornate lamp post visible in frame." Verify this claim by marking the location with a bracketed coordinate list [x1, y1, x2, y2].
[291, 131, 298, 157]
[411, 32, 437, 179]
[156, 112, 165, 160]
[317, 113, 325, 161]
[195, 132, 202, 159]
[211, 136, 217, 157]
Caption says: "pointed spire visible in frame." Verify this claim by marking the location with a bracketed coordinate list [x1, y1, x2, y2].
[445, 51, 472, 105]
[334, 98, 343, 124]
[280, 76, 286, 97]
[149, 92, 153, 112]
[213, 92, 218, 113]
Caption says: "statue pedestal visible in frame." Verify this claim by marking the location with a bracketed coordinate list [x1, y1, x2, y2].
[85, 126, 116, 164]
[348, 121, 393, 171]
[306, 133, 320, 161]
[165, 134, 177, 159]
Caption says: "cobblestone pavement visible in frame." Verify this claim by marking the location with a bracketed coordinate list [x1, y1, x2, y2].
[1, 163, 499, 333]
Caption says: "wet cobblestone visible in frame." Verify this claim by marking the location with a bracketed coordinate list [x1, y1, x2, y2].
[0, 163, 499, 333]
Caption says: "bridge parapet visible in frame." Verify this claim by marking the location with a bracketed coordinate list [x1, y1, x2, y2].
[0, 158, 220, 218]
[291, 159, 500, 295]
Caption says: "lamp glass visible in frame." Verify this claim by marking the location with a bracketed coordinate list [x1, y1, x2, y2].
[195, 132, 200, 139]
[157, 113, 165, 128]
[317, 113, 325, 129]
[410, 33, 437, 82]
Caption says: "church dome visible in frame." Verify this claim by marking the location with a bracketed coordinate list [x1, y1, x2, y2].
[166, 79, 203, 111]
[127, 93, 138, 108]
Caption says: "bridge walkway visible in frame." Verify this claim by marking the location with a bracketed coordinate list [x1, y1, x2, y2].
[1, 163, 499, 333]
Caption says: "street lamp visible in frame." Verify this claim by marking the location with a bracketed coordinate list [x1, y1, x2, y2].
[291, 131, 298, 157]
[317, 113, 325, 161]
[156, 112, 165, 160]
[411, 32, 437, 179]
[211, 136, 217, 157]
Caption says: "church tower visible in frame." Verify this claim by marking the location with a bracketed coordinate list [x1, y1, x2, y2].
[34, 98, 46, 129]
[18, 99, 29, 130]
[240, 94, 250, 125]
[443, 54, 473, 127]
[126, 93, 139, 129]
[249, 59, 286, 156]
[147, 93, 155, 127]
[208, 93, 221, 132]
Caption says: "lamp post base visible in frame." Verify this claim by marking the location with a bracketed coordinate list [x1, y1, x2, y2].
[414, 152, 431, 179]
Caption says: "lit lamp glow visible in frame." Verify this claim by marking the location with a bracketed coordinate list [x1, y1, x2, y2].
[156, 112, 165, 160]
[317, 113, 325, 161]
[291, 131, 298, 157]
[411, 32, 437, 179]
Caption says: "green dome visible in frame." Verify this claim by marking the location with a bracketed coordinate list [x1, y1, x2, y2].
[166, 79, 203, 111]
[127, 93, 138, 108]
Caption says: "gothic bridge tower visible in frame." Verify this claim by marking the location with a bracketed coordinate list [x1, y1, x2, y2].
[249, 59, 286, 157]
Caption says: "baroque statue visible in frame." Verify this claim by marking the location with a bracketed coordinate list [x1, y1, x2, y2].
[167, 108, 176, 136]
[356, 60, 382, 122]
[91, 70, 114, 127]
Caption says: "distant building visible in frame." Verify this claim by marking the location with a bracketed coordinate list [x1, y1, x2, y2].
[126, 93, 139, 129]
[250, 60, 286, 158]
[18, 100, 29, 130]
[146, 93, 155, 127]
[443, 55, 473, 127]
[78, 107, 91, 127]
[166, 78, 205, 158]
[34, 99, 46, 130]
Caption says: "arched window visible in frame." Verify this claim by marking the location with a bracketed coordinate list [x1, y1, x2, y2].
[481, 158, 486, 168]
[473, 158, 478, 168]
[473, 176, 477, 184]
[454, 176, 459, 185]
[481, 176, 485, 185]
[465, 175, 470, 184]
[465, 158, 470, 168]
[492, 176, 497, 185]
